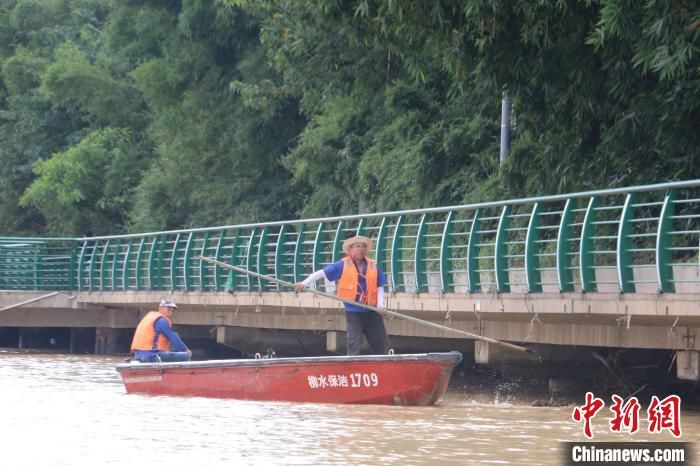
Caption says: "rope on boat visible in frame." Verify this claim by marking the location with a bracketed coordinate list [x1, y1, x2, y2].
[197, 256, 534, 355]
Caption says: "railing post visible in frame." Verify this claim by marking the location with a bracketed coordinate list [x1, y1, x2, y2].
[656, 189, 677, 293]
[390, 216, 404, 293]
[134, 237, 146, 291]
[88, 240, 99, 291]
[68, 241, 78, 291]
[467, 209, 482, 293]
[616, 193, 636, 293]
[579, 197, 598, 293]
[312, 223, 324, 290]
[245, 229, 257, 291]
[122, 239, 133, 291]
[414, 214, 428, 293]
[183, 232, 196, 291]
[111, 240, 122, 291]
[147, 235, 160, 290]
[275, 225, 288, 291]
[198, 233, 209, 291]
[439, 211, 455, 293]
[256, 227, 268, 290]
[224, 231, 241, 292]
[99, 240, 111, 291]
[33, 245, 41, 290]
[494, 205, 512, 293]
[332, 221, 344, 263]
[149, 236, 160, 290]
[293, 225, 306, 284]
[356, 218, 366, 236]
[375, 217, 388, 272]
[557, 199, 576, 292]
[169, 234, 181, 291]
[525, 203, 542, 293]
[0, 243, 5, 290]
[77, 241, 88, 291]
[213, 230, 225, 290]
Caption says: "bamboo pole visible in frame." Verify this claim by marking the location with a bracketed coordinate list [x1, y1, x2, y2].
[197, 256, 534, 355]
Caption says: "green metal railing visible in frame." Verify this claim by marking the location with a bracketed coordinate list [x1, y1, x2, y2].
[0, 237, 77, 291]
[2, 180, 700, 294]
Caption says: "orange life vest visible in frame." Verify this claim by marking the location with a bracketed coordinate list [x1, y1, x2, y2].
[130, 311, 172, 352]
[337, 256, 378, 306]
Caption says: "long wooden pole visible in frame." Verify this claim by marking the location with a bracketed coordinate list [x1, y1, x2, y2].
[197, 256, 534, 355]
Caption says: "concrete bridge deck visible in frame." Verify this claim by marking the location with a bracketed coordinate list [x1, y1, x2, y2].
[1, 285, 699, 377]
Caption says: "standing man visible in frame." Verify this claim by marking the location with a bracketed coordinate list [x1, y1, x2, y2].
[295, 235, 390, 355]
[130, 299, 192, 362]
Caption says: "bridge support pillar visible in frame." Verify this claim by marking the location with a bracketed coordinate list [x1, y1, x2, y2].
[676, 351, 699, 381]
[474, 340, 538, 365]
[326, 331, 343, 353]
[69, 327, 97, 354]
[95, 327, 126, 355]
[474, 340, 495, 364]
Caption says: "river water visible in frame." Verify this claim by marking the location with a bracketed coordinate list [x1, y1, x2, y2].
[0, 350, 697, 465]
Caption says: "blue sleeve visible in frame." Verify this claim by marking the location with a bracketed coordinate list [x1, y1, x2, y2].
[377, 265, 387, 287]
[154, 317, 189, 352]
[322, 260, 345, 282]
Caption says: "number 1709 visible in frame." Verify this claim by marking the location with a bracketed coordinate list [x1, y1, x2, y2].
[350, 373, 379, 388]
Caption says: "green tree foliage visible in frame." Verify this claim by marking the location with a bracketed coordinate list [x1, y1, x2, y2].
[332, 0, 700, 196]
[123, 0, 305, 231]
[20, 128, 149, 235]
[0, 0, 108, 235]
[0, 0, 698, 237]
[1, 0, 305, 235]
[248, 0, 502, 216]
[42, 42, 144, 128]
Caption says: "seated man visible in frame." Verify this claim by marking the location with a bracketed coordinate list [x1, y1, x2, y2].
[130, 299, 192, 363]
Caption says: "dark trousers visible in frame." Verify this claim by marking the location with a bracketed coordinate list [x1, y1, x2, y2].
[345, 311, 389, 356]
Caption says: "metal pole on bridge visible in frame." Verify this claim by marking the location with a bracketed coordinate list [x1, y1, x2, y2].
[500, 90, 511, 167]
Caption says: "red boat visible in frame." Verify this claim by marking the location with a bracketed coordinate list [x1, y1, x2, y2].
[116, 351, 462, 406]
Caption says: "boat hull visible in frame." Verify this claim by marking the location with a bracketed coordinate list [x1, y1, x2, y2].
[116, 351, 462, 406]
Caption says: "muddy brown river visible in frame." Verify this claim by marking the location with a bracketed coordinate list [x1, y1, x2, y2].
[0, 351, 696, 465]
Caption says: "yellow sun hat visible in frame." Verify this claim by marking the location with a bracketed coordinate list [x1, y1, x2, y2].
[342, 236, 373, 255]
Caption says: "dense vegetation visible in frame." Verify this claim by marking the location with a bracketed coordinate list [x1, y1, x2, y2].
[1, 0, 698, 236]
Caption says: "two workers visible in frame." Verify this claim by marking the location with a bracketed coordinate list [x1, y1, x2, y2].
[130, 235, 389, 361]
